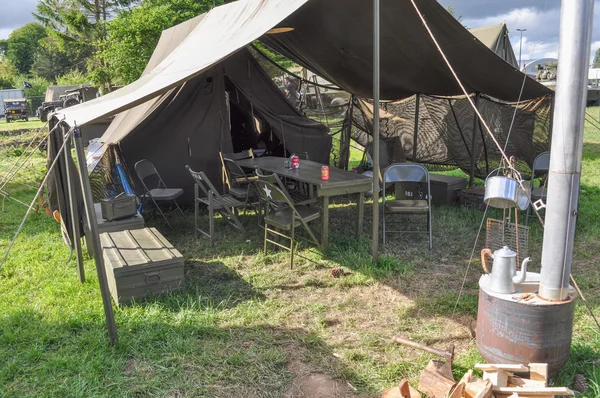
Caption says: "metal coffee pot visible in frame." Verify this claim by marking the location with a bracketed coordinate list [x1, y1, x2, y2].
[481, 246, 531, 294]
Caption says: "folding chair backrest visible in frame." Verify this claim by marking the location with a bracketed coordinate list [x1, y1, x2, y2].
[256, 179, 293, 207]
[384, 163, 429, 185]
[256, 170, 294, 201]
[223, 158, 249, 183]
[295, 152, 309, 160]
[221, 149, 254, 161]
[186, 165, 219, 198]
[135, 159, 164, 189]
[532, 152, 550, 175]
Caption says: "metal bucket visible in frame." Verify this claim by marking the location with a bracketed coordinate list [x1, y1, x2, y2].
[484, 168, 523, 209]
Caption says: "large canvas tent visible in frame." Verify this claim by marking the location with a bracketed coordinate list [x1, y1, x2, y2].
[469, 23, 519, 68]
[90, 14, 331, 202]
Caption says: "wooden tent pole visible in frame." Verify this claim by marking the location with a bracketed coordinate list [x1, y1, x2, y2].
[63, 133, 85, 283]
[72, 125, 118, 345]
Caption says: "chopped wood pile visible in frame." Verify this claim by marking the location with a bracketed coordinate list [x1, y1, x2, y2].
[382, 336, 575, 398]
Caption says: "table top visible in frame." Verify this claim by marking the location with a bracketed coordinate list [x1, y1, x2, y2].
[236, 157, 372, 193]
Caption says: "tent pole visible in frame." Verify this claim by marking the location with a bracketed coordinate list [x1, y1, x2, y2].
[469, 93, 480, 186]
[73, 126, 118, 345]
[372, 0, 380, 262]
[63, 134, 85, 283]
[412, 94, 420, 162]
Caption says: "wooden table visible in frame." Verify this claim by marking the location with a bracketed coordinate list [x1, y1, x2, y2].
[236, 157, 372, 252]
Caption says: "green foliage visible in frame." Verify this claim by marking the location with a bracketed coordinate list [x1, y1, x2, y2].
[56, 70, 90, 85]
[12, 75, 50, 97]
[103, 0, 219, 84]
[593, 48, 600, 69]
[31, 36, 75, 82]
[0, 59, 17, 89]
[5, 23, 48, 75]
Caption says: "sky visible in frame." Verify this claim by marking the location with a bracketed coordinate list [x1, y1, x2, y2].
[439, 0, 600, 65]
[0, 0, 599, 65]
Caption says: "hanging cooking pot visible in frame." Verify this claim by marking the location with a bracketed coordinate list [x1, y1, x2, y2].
[484, 168, 523, 209]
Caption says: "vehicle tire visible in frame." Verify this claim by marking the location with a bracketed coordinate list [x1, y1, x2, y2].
[40, 112, 47, 122]
[63, 98, 79, 108]
[25, 117, 29, 122]
[6, 118, 10, 123]
[330, 97, 348, 117]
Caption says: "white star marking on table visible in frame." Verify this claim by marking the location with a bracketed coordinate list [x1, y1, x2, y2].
[263, 185, 272, 199]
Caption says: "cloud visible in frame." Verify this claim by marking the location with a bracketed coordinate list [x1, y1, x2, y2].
[0, 0, 38, 39]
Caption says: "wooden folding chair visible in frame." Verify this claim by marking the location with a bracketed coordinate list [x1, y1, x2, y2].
[186, 166, 246, 247]
[256, 177, 320, 268]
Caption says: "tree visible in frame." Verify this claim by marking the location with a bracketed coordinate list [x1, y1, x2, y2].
[102, 0, 218, 84]
[5, 23, 48, 75]
[56, 70, 90, 85]
[593, 48, 600, 69]
[32, 36, 74, 82]
[0, 59, 17, 89]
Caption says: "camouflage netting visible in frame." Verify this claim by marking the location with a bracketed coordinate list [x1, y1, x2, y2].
[251, 46, 553, 178]
[350, 94, 553, 179]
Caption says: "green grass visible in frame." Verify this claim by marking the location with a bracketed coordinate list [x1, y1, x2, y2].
[1, 110, 600, 396]
[0, 117, 45, 132]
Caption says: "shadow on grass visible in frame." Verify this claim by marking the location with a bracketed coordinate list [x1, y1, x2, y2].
[0, 308, 368, 397]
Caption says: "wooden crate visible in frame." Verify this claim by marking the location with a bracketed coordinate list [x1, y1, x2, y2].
[100, 227, 184, 306]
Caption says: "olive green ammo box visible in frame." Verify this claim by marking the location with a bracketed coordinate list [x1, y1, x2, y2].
[100, 227, 185, 306]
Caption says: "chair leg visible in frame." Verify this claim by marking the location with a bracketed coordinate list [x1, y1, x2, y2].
[264, 223, 268, 254]
[382, 205, 386, 246]
[150, 196, 172, 229]
[194, 185, 199, 238]
[290, 222, 296, 269]
[209, 206, 215, 247]
[428, 210, 433, 252]
[174, 199, 185, 217]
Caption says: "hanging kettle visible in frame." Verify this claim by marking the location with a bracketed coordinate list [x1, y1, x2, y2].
[481, 246, 531, 294]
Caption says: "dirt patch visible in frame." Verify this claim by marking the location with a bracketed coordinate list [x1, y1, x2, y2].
[285, 360, 356, 397]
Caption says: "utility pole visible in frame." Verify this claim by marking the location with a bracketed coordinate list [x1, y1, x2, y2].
[517, 28, 527, 70]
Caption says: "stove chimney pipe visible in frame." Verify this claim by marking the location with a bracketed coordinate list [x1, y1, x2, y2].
[539, 0, 594, 300]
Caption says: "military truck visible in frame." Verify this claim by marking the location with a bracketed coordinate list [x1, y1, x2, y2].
[3, 99, 28, 123]
[37, 85, 100, 122]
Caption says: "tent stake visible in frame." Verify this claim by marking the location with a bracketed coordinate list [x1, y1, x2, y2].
[72, 126, 118, 345]
[372, 0, 380, 262]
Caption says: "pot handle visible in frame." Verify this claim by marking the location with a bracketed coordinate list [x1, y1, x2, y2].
[485, 167, 523, 181]
[481, 248, 493, 273]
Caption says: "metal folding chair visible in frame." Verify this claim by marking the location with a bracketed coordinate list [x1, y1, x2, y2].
[526, 151, 550, 226]
[134, 159, 184, 228]
[256, 177, 320, 268]
[382, 163, 432, 251]
[186, 166, 246, 247]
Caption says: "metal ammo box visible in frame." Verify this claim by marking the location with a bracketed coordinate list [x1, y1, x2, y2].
[100, 227, 185, 306]
[100, 194, 138, 221]
[394, 174, 466, 206]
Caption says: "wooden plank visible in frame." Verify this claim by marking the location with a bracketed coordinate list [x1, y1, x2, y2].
[507, 376, 546, 389]
[418, 360, 457, 398]
[476, 364, 529, 372]
[465, 378, 493, 398]
[493, 387, 574, 396]
[484, 370, 508, 387]
[528, 363, 548, 385]
[449, 370, 473, 398]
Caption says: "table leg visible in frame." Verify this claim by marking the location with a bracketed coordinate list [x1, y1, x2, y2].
[321, 195, 329, 252]
[357, 191, 364, 239]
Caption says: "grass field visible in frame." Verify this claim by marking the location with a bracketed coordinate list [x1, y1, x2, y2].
[0, 117, 46, 133]
[1, 111, 600, 397]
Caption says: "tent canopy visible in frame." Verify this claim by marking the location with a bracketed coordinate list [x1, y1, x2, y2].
[56, 0, 550, 128]
[469, 23, 519, 68]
